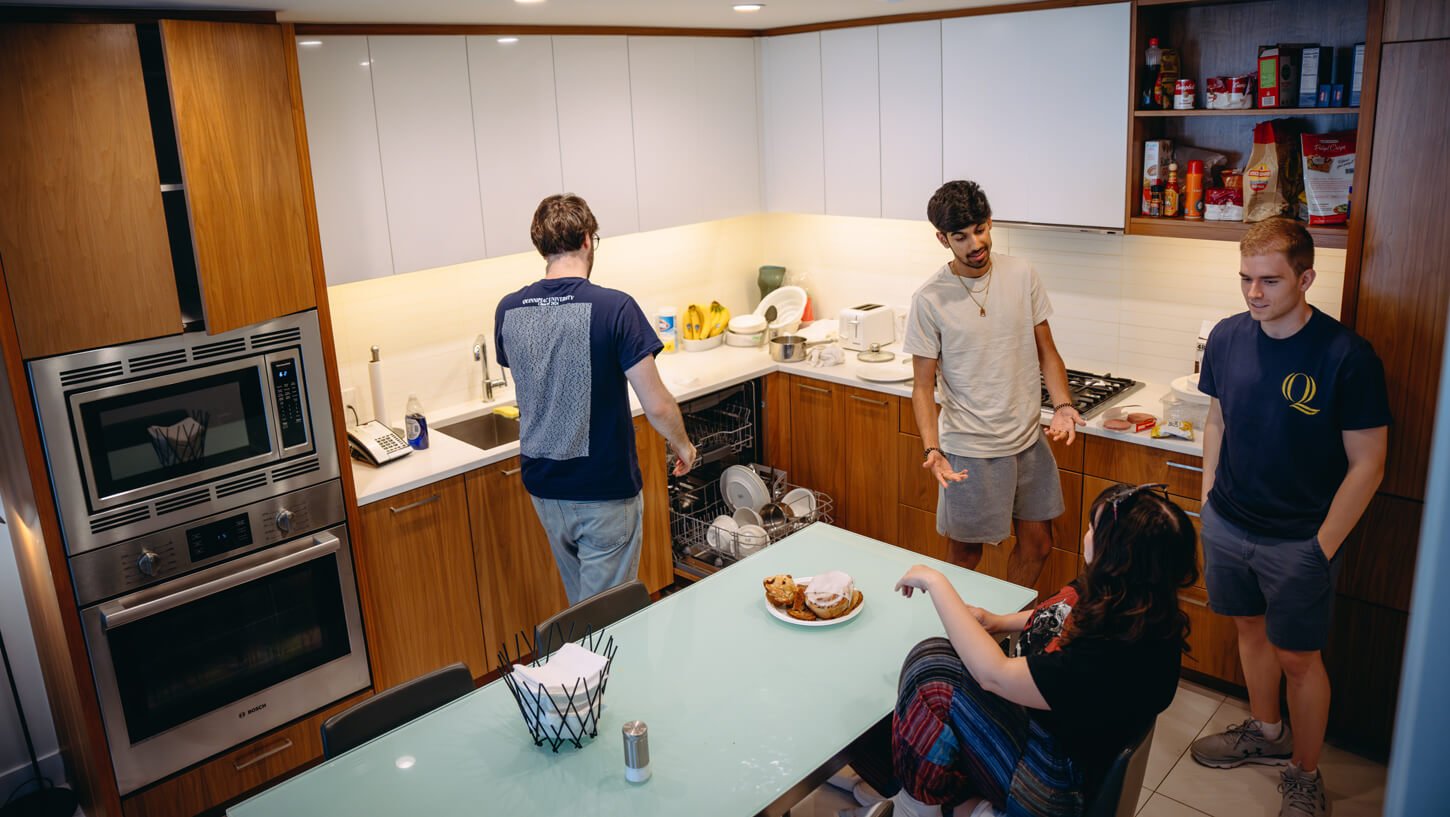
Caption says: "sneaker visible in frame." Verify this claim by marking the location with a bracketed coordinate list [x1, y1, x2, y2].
[1278, 763, 1328, 817]
[1190, 718, 1294, 768]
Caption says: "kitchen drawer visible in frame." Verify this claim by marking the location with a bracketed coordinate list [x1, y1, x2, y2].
[1179, 586, 1244, 686]
[122, 691, 369, 817]
[899, 396, 919, 436]
[895, 504, 949, 562]
[1043, 426, 1084, 472]
[896, 433, 936, 513]
[1053, 470, 1082, 554]
[1082, 435, 1203, 498]
[1082, 475, 1204, 588]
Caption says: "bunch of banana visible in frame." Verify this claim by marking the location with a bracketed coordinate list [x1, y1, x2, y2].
[681, 302, 732, 340]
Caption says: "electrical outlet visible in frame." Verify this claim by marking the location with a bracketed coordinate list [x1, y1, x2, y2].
[341, 387, 359, 427]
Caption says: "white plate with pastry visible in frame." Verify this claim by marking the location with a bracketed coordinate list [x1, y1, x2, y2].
[761, 572, 865, 627]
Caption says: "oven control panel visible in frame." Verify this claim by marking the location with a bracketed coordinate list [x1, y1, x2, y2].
[270, 357, 309, 449]
[70, 480, 345, 607]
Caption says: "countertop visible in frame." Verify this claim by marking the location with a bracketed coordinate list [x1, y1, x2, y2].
[351, 340, 1205, 505]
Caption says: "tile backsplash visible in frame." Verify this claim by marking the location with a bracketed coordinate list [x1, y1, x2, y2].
[326, 212, 1347, 419]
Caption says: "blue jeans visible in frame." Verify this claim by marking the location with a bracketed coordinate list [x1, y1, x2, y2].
[529, 493, 644, 606]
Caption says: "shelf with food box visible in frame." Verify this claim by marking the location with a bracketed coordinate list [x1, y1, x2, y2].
[1124, 0, 1375, 249]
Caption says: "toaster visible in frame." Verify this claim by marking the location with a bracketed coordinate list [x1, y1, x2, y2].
[838, 303, 896, 351]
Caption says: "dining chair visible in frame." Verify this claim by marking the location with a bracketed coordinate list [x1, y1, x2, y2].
[320, 662, 474, 759]
[534, 579, 651, 655]
[1082, 724, 1155, 817]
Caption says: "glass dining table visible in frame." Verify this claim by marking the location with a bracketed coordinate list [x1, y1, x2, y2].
[229, 523, 1038, 817]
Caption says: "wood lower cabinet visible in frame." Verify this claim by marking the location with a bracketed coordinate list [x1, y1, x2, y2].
[355, 476, 489, 689]
[468, 460, 570, 661]
[121, 691, 368, 817]
[897, 432, 936, 513]
[789, 376, 845, 505]
[896, 504, 949, 562]
[762, 371, 794, 474]
[841, 385, 898, 542]
[1083, 434, 1204, 498]
[1052, 470, 1082, 554]
[634, 414, 672, 593]
[1179, 586, 1246, 687]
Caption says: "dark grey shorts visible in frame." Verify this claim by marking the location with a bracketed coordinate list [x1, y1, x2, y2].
[935, 433, 1065, 544]
[1200, 499, 1342, 652]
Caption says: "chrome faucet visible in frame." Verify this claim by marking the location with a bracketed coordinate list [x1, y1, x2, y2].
[473, 334, 508, 401]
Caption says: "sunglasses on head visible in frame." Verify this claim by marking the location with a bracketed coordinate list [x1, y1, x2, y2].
[1105, 482, 1169, 520]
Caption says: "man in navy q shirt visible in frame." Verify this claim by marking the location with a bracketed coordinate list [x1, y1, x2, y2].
[1189, 219, 1389, 817]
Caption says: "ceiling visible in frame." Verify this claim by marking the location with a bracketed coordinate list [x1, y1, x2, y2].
[7, 0, 1012, 29]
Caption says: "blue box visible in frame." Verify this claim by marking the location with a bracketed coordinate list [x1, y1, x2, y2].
[1332, 83, 1347, 107]
[1317, 84, 1332, 107]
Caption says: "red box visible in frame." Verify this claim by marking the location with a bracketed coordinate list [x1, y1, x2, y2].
[1257, 46, 1280, 108]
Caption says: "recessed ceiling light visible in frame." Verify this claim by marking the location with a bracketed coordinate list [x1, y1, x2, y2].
[733, 3, 765, 11]
[515, 0, 545, 4]
[497, 37, 520, 44]
[298, 40, 323, 47]
[359, 60, 370, 67]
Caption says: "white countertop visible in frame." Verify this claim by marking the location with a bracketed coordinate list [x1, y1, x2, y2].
[351, 340, 1204, 505]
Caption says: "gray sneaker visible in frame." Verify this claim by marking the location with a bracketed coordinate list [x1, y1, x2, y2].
[1278, 763, 1328, 817]
[1189, 718, 1294, 768]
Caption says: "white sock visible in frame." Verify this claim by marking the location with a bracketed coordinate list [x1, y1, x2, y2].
[889, 790, 944, 817]
[968, 800, 1004, 817]
[828, 766, 863, 792]
[1256, 719, 1283, 740]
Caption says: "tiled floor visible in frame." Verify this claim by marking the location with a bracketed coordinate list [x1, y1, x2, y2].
[790, 679, 1388, 817]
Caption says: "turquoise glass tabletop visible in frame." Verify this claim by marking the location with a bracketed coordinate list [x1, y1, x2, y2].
[229, 523, 1037, 817]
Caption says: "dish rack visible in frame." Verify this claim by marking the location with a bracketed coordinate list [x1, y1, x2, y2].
[669, 400, 754, 472]
[671, 465, 834, 578]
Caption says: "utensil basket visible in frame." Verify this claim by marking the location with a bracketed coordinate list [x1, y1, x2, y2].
[498, 628, 618, 752]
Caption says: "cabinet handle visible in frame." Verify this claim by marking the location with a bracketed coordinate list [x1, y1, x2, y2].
[1179, 594, 1209, 608]
[388, 494, 440, 514]
[501, 467, 522, 477]
[1167, 461, 1203, 474]
[1184, 510, 1200, 519]
[233, 738, 293, 771]
[850, 395, 888, 407]
[799, 383, 830, 395]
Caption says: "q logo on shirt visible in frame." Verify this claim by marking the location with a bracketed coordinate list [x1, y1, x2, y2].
[1281, 373, 1321, 416]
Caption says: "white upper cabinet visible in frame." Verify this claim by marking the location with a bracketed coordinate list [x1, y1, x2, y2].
[368, 36, 487, 273]
[552, 37, 639, 236]
[821, 27, 881, 218]
[761, 32, 825, 215]
[942, 4, 1129, 228]
[878, 21, 943, 222]
[295, 36, 393, 285]
[467, 36, 564, 258]
[629, 37, 760, 231]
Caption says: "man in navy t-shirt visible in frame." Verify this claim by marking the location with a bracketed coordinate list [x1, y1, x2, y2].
[1189, 219, 1389, 817]
[495, 194, 696, 608]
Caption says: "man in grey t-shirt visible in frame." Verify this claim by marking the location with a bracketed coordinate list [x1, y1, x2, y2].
[903, 181, 1084, 590]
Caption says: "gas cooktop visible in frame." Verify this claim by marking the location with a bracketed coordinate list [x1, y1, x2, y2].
[1040, 370, 1142, 418]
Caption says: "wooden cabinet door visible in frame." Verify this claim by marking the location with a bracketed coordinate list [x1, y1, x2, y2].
[355, 476, 488, 690]
[842, 386, 898, 541]
[763, 372, 794, 475]
[896, 432, 937, 514]
[896, 504, 949, 562]
[1082, 435, 1204, 499]
[0, 24, 181, 359]
[788, 376, 844, 507]
[468, 460, 569, 660]
[161, 21, 316, 335]
[1179, 587, 1245, 686]
[634, 415, 671, 593]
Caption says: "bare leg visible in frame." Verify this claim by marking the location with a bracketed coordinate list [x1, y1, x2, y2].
[1235, 616, 1285, 725]
[1006, 519, 1052, 588]
[1277, 648, 1330, 772]
[949, 539, 984, 570]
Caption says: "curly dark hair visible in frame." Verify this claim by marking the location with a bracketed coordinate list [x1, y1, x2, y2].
[530, 193, 598, 258]
[927, 180, 993, 233]
[1059, 484, 1199, 651]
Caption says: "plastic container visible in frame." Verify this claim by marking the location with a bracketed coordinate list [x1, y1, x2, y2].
[404, 394, 429, 450]
[656, 306, 678, 353]
[1162, 375, 1211, 429]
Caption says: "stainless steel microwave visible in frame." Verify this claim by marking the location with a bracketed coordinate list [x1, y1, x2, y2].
[28, 311, 339, 556]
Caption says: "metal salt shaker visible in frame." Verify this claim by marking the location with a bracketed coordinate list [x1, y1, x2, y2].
[622, 720, 651, 783]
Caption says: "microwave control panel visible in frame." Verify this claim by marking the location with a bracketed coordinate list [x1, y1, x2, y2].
[271, 358, 308, 449]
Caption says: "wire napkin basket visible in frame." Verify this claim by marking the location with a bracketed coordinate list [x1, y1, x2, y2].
[498, 626, 618, 752]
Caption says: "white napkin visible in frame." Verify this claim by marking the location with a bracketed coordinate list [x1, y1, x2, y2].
[512, 642, 607, 700]
[804, 570, 853, 604]
[807, 345, 844, 367]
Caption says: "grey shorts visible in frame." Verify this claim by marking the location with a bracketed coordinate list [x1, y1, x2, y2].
[935, 433, 1065, 544]
[1200, 499, 1342, 652]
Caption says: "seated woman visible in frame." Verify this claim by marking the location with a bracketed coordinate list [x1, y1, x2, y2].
[852, 482, 1198, 817]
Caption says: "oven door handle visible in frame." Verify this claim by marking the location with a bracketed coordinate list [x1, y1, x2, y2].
[98, 533, 342, 631]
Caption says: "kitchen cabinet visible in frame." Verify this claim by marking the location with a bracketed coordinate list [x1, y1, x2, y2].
[787, 376, 844, 511]
[368, 35, 488, 273]
[468, 460, 570, 661]
[821, 27, 882, 219]
[634, 415, 673, 593]
[1082, 434, 1203, 499]
[355, 476, 489, 689]
[553, 37, 639, 236]
[1384, 0, 1450, 41]
[896, 504, 949, 562]
[878, 20, 943, 221]
[942, 4, 1129, 228]
[762, 32, 826, 215]
[762, 372, 794, 475]
[841, 385, 898, 542]
[1179, 587, 1246, 687]
[467, 35, 564, 258]
[295, 35, 394, 285]
[0, 23, 182, 360]
[629, 37, 761, 231]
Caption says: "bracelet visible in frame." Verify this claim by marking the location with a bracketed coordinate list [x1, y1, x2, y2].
[1051, 402, 1075, 414]
[923, 446, 943, 461]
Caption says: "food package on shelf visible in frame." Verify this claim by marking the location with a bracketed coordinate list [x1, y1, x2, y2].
[1243, 120, 1303, 222]
[1299, 131, 1356, 225]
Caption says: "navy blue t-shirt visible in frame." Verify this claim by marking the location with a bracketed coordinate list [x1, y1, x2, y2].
[1198, 308, 1391, 538]
[494, 277, 662, 501]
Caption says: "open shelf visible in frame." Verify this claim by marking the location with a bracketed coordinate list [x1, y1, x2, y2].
[1128, 217, 1349, 248]
[1135, 107, 1359, 118]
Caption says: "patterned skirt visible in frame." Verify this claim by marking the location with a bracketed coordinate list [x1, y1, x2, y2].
[891, 637, 1084, 817]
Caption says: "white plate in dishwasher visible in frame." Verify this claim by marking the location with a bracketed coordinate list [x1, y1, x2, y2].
[721, 465, 770, 512]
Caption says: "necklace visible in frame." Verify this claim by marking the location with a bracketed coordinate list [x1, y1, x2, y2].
[953, 260, 993, 317]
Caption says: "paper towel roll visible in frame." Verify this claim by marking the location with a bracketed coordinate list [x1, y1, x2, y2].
[369, 346, 389, 428]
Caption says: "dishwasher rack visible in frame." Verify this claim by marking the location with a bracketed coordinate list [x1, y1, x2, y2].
[670, 466, 834, 579]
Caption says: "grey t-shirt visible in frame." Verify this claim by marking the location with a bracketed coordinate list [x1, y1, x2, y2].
[902, 254, 1053, 458]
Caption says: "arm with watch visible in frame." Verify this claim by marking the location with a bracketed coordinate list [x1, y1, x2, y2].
[911, 355, 970, 488]
[1034, 320, 1086, 444]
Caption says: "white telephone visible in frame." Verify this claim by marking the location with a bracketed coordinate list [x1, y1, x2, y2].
[347, 420, 412, 466]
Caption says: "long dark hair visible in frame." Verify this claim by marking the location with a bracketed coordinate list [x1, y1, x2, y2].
[1060, 484, 1199, 650]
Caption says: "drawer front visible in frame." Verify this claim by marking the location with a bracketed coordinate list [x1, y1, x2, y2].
[899, 396, 920, 436]
[897, 433, 937, 513]
[895, 504, 949, 562]
[1043, 426, 1084, 472]
[1083, 435, 1203, 498]
[1053, 470, 1082, 554]
[1180, 587, 1245, 686]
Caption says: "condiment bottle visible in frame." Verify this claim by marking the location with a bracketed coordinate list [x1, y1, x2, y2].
[1185, 160, 1205, 221]
[1143, 37, 1163, 109]
[1148, 182, 1163, 218]
[623, 721, 651, 783]
[1163, 162, 1181, 218]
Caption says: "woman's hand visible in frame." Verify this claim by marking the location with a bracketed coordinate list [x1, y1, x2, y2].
[895, 565, 946, 598]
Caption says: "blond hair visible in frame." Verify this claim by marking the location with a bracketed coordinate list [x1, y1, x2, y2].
[1240, 218, 1314, 275]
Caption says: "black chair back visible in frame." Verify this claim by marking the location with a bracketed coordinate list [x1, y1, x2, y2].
[321, 662, 473, 759]
[534, 580, 650, 655]
[1082, 724, 1155, 817]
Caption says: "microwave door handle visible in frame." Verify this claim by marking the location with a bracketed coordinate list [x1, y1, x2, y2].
[98, 533, 342, 631]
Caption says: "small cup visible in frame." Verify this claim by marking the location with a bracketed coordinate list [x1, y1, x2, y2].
[733, 507, 763, 528]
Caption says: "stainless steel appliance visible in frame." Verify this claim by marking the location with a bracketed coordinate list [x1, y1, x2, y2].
[1040, 370, 1143, 418]
[28, 311, 338, 556]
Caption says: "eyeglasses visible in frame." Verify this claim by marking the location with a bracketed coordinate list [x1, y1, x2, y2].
[592, 232, 602, 247]
[1106, 482, 1169, 520]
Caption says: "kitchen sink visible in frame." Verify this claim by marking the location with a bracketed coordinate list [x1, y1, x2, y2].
[434, 412, 521, 450]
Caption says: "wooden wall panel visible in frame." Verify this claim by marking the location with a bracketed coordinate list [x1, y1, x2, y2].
[1325, 595, 1407, 756]
[0, 23, 179, 358]
[1383, 0, 1450, 41]
[161, 20, 315, 334]
[1336, 493, 1421, 612]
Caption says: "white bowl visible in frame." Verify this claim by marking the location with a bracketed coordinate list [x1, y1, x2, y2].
[681, 334, 724, 352]
[725, 330, 764, 347]
[733, 507, 763, 528]
[781, 487, 818, 522]
[736, 524, 769, 557]
[707, 515, 739, 555]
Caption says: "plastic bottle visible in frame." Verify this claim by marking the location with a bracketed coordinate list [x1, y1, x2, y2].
[655, 306, 677, 353]
[404, 394, 429, 450]
[1164, 162, 1181, 218]
[1143, 37, 1163, 109]
[1185, 160, 1205, 221]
